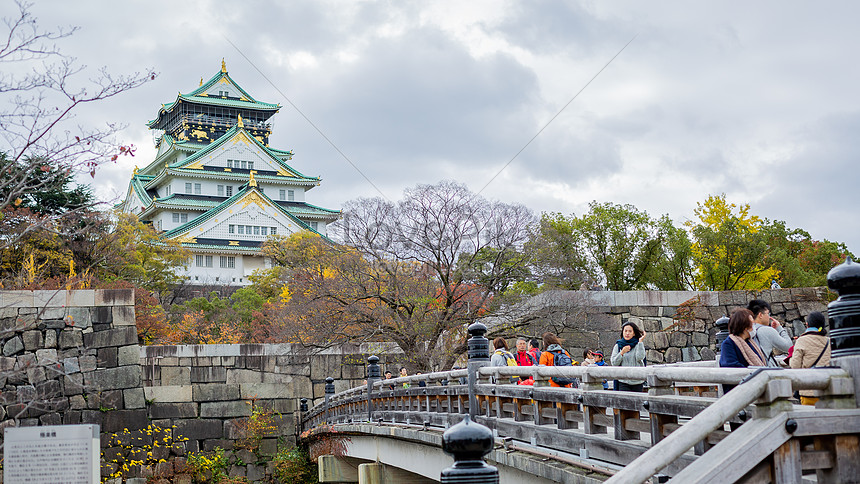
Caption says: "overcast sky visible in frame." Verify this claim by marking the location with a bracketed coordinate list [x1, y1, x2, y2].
[10, 1, 859, 254]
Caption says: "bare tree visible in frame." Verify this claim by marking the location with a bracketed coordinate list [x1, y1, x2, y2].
[267, 181, 537, 370]
[0, 1, 155, 249]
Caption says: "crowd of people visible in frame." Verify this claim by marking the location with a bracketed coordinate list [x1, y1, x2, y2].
[375, 298, 829, 405]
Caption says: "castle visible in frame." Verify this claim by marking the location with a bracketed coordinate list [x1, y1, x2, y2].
[119, 61, 339, 285]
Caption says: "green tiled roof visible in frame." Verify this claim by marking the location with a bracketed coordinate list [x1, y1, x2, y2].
[161, 184, 330, 242]
[151, 194, 221, 208]
[170, 125, 317, 181]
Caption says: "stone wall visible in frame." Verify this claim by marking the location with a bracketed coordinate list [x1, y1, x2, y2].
[499, 287, 830, 364]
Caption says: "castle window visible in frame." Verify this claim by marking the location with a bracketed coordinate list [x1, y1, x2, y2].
[253, 226, 260, 235]
[228, 225, 235, 234]
[261, 227, 268, 236]
[172, 213, 180, 223]
[246, 225, 252, 234]
[288, 190, 295, 201]
[226, 186, 233, 197]
[240, 160, 247, 169]
[180, 213, 188, 223]
[165, 185, 171, 196]
[185, 183, 192, 194]
[271, 227, 277, 235]
[220, 256, 235, 269]
[217, 185, 224, 196]
[195, 255, 213, 267]
[279, 190, 285, 200]
[238, 225, 244, 234]
[226, 160, 233, 168]
[248, 161, 254, 170]
[310, 221, 318, 231]
[194, 183, 201, 194]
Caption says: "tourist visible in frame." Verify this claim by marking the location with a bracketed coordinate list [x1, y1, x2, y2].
[719, 309, 767, 368]
[528, 339, 542, 364]
[415, 371, 427, 388]
[790, 311, 831, 406]
[582, 349, 596, 366]
[514, 337, 536, 366]
[610, 322, 647, 392]
[539, 332, 577, 388]
[490, 337, 516, 367]
[400, 367, 410, 388]
[747, 299, 792, 367]
[384, 370, 394, 390]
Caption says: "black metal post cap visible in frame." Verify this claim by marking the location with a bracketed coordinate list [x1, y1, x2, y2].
[642, 401, 650, 410]
[368, 355, 380, 364]
[325, 377, 335, 394]
[827, 256, 860, 358]
[468, 322, 488, 338]
[467, 322, 490, 360]
[367, 355, 381, 379]
[441, 415, 498, 483]
[827, 256, 860, 295]
[785, 419, 798, 434]
[442, 414, 494, 459]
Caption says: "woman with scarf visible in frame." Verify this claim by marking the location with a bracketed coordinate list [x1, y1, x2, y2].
[610, 322, 647, 392]
[719, 309, 767, 369]
[789, 311, 831, 405]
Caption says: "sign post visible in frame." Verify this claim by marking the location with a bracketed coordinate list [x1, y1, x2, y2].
[4, 424, 100, 484]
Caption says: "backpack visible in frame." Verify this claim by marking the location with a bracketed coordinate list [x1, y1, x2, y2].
[550, 349, 577, 387]
[495, 349, 517, 366]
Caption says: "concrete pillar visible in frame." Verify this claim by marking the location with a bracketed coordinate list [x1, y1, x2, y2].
[318, 455, 358, 483]
[358, 462, 387, 484]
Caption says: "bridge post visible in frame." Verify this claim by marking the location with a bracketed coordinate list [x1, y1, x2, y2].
[299, 397, 308, 434]
[366, 355, 381, 422]
[467, 322, 490, 419]
[714, 316, 730, 349]
[827, 256, 860, 407]
[324, 376, 335, 424]
[441, 414, 499, 483]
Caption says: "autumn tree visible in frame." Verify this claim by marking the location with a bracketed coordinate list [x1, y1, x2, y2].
[262, 182, 536, 370]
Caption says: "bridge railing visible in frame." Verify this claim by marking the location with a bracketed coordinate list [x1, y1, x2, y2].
[301, 362, 855, 480]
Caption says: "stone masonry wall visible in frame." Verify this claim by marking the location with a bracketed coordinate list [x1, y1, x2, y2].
[503, 287, 830, 365]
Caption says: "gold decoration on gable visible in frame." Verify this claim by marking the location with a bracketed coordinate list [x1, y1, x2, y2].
[191, 129, 208, 139]
[241, 191, 270, 210]
[229, 241, 239, 246]
[231, 131, 252, 146]
[276, 167, 298, 177]
[221, 58, 227, 73]
[174, 234, 196, 244]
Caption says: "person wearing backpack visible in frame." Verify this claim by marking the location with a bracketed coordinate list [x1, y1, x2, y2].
[790, 311, 831, 405]
[491, 337, 517, 367]
[528, 339, 542, 365]
[610, 321, 647, 392]
[538, 332, 578, 387]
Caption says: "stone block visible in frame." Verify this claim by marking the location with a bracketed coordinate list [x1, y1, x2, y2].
[36, 380, 61, 399]
[83, 327, 137, 348]
[190, 366, 227, 383]
[669, 332, 688, 347]
[161, 366, 191, 385]
[98, 347, 118, 368]
[103, 409, 148, 432]
[84, 366, 141, 391]
[700, 347, 716, 361]
[27, 367, 46, 384]
[239, 383, 290, 400]
[65, 308, 92, 330]
[342, 364, 366, 380]
[43, 318, 64, 329]
[33, 290, 65, 308]
[95, 288, 134, 306]
[261, 372, 293, 384]
[22, 330, 43, 351]
[648, 332, 669, 350]
[666, 291, 698, 306]
[144, 385, 192, 403]
[79, 355, 97, 372]
[117, 345, 140, 366]
[681, 347, 702, 362]
[44, 329, 57, 348]
[200, 401, 251, 418]
[191, 383, 240, 402]
[174, 419, 224, 440]
[691, 332, 709, 347]
[3, 336, 24, 356]
[112, 305, 136, 326]
[35, 348, 58, 365]
[92, 306, 113, 326]
[646, 349, 665, 364]
[246, 464, 265, 482]
[0, 356, 15, 371]
[66, 290, 95, 307]
[58, 330, 83, 349]
[150, 402, 198, 419]
[226, 369, 263, 384]
[64, 374, 84, 396]
[0, 290, 35, 307]
[586, 313, 622, 331]
[123, 388, 146, 409]
[664, 347, 682, 363]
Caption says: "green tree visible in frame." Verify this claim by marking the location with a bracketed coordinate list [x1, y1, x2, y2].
[688, 194, 777, 290]
[529, 202, 665, 291]
[649, 216, 696, 290]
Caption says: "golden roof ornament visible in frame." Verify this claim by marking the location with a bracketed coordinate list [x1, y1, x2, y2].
[133, 166, 139, 175]
[237, 114, 244, 128]
[199, 77, 204, 86]
[248, 171, 257, 187]
[221, 58, 227, 73]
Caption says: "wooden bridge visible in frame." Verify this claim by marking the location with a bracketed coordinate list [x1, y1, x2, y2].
[300, 359, 860, 483]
